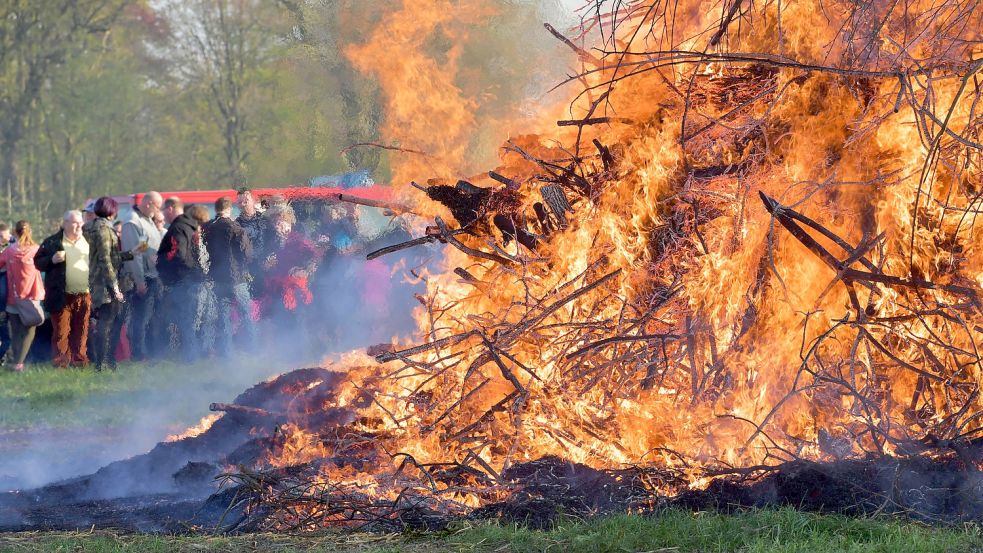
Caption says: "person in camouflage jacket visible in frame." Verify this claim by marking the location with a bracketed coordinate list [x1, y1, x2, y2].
[86, 217, 126, 308]
[85, 197, 138, 370]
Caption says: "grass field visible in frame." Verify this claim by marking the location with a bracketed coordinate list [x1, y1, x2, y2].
[0, 365, 980, 552]
[0, 357, 290, 489]
[0, 361, 195, 430]
[0, 510, 979, 552]
[0, 357, 287, 431]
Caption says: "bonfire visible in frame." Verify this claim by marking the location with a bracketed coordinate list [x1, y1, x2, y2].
[196, 0, 983, 530]
[7, 0, 983, 534]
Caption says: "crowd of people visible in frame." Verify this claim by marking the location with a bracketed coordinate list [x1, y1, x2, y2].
[0, 188, 413, 371]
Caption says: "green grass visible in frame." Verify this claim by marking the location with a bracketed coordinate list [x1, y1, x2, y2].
[0, 355, 288, 434]
[0, 510, 978, 552]
[0, 361, 212, 430]
[450, 510, 982, 552]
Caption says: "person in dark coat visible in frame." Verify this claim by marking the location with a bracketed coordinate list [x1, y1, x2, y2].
[235, 187, 274, 294]
[35, 210, 91, 368]
[0, 223, 12, 363]
[158, 198, 203, 287]
[156, 198, 203, 360]
[204, 197, 255, 354]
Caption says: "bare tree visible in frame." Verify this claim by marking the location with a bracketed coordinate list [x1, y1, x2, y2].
[167, 0, 275, 181]
[0, 0, 127, 213]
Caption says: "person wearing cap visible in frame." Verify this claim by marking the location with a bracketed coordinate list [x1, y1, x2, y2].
[120, 191, 163, 360]
[82, 200, 97, 228]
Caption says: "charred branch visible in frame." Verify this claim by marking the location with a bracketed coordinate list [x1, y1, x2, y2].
[556, 117, 632, 127]
[210, 402, 285, 420]
[543, 22, 600, 65]
[425, 182, 491, 229]
[492, 214, 539, 251]
[335, 193, 416, 215]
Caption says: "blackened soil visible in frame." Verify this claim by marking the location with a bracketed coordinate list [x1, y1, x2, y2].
[674, 457, 983, 523]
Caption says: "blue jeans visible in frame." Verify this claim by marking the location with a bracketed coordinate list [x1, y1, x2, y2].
[215, 282, 255, 354]
[127, 277, 162, 360]
[196, 281, 218, 356]
[164, 282, 202, 362]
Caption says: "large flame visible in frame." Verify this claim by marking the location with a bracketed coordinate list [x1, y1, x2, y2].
[242, 0, 983, 523]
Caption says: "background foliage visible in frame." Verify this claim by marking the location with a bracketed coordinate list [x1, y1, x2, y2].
[0, 0, 568, 228]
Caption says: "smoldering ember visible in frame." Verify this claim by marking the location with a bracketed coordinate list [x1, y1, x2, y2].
[3, 0, 983, 538]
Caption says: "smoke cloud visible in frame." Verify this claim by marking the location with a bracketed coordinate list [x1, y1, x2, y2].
[0, 223, 439, 493]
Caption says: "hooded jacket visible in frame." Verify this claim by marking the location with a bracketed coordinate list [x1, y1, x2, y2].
[157, 213, 202, 286]
[203, 216, 253, 287]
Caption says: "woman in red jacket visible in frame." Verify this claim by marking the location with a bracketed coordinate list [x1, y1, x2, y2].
[0, 221, 44, 371]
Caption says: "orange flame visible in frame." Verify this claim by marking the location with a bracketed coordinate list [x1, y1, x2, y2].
[246, 0, 983, 518]
[166, 413, 223, 443]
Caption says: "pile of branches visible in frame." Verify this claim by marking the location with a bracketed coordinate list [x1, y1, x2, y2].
[230, 0, 983, 529]
[214, 456, 680, 532]
[368, 0, 983, 470]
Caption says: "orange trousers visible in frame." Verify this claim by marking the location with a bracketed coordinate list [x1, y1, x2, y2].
[51, 293, 91, 368]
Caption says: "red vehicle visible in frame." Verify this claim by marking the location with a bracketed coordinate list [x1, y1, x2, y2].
[113, 185, 397, 219]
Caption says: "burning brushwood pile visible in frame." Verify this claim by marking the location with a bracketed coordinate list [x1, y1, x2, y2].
[177, 0, 983, 531]
[10, 0, 983, 534]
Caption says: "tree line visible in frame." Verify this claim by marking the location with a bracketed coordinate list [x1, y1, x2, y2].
[0, 0, 563, 225]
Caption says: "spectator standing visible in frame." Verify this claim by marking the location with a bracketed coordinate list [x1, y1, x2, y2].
[0, 224, 13, 249]
[263, 206, 318, 316]
[86, 198, 132, 371]
[0, 222, 13, 363]
[0, 221, 44, 371]
[236, 188, 273, 290]
[120, 191, 163, 360]
[35, 211, 91, 368]
[204, 197, 255, 354]
[80, 202, 97, 362]
[262, 206, 322, 357]
[187, 205, 217, 355]
[157, 198, 204, 360]
[187, 205, 212, 274]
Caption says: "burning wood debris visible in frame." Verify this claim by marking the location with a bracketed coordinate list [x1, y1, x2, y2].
[173, 0, 983, 531]
[9, 0, 983, 534]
